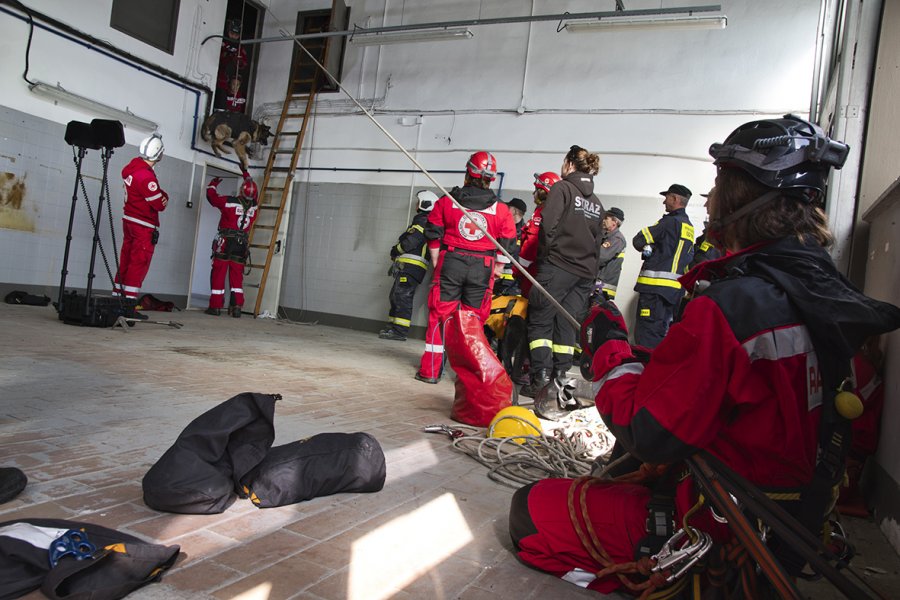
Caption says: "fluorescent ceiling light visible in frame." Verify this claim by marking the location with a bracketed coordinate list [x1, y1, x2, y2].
[566, 15, 727, 33]
[351, 27, 474, 46]
[28, 81, 158, 131]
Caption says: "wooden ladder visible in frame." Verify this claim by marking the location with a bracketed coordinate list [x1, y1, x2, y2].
[244, 26, 331, 317]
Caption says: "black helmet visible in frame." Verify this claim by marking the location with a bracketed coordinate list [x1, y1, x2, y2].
[709, 114, 849, 198]
[226, 19, 242, 35]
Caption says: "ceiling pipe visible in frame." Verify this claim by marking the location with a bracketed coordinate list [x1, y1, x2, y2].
[240, 5, 723, 45]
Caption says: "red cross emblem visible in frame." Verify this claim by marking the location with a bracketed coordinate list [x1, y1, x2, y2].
[457, 212, 488, 241]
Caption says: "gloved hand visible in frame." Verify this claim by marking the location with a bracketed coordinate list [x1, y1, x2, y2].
[641, 245, 654, 260]
[387, 262, 399, 277]
[209, 177, 222, 188]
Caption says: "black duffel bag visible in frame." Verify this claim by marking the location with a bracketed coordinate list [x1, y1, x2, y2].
[242, 432, 386, 508]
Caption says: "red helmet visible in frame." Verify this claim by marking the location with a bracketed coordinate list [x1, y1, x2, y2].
[240, 178, 258, 201]
[533, 171, 561, 193]
[466, 151, 498, 181]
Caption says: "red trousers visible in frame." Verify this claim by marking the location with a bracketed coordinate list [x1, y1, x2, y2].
[209, 258, 246, 309]
[510, 478, 651, 594]
[114, 220, 156, 299]
[418, 250, 494, 379]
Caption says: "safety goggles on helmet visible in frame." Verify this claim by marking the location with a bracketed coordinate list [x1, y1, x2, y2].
[466, 151, 498, 181]
[708, 114, 849, 197]
[533, 171, 561, 193]
[416, 190, 438, 212]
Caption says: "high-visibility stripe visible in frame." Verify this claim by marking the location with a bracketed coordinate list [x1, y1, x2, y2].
[529, 338, 552, 351]
[636, 276, 682, 289]
[552, 344, 575, 355]
[211, 289, 225, 295]
[741, 325, 813, 362]
[519, 257, 533, 267]
[390, 317, 411, 327]
[499, 273, 515, 280]
[671, 240, 685, 273]
[639, 269, 679, 281]
[231, 288, 243, 293]
[602, 283, 617, 292]
[593, 362, 645, 396]
[425, 343, 443, 353]
[615, 252, 625, 259]
[146, 193, 163, 202]
[411, 224, 424, 233]
[397, 255, 428, 267]
[122, 284, 140, 293]
[641, 227, 654, 244]
[123, 215, 155, 228]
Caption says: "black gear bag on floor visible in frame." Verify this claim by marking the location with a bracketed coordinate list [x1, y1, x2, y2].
[142, 392, 279, 514]
[0, 518, 179, 600]
[241, 433, 386, 508]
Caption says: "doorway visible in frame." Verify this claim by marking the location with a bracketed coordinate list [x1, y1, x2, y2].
[188, 165, 243, 309]
[213, 0, 263, 113]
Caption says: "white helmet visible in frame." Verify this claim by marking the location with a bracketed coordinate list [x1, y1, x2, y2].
[139, 133, 164, 162]
[416, 190, 438, 212]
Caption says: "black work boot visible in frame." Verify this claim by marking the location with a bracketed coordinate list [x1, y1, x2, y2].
[230, 305, 242, 318]
[204, 307, 221, 316]
[519, 368, 551, 398]
[379, 328, 407, 341]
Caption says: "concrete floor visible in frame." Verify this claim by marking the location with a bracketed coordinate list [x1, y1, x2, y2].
[0, 303, 898, 599]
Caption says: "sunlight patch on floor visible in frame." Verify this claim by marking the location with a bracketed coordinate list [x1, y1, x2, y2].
[228, 582, 272, 600]
[348, 492, 474, 599]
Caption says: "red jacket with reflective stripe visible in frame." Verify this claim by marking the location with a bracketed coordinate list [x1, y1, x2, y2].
[425, 186, 517, 261]
[122, 158, 168, 227]
[517, 205, 542, 268]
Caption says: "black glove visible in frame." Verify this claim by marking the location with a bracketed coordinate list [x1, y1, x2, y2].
[209, 177, 222, 187]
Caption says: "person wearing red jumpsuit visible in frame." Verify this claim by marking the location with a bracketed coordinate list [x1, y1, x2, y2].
[415, 151, 518, 383]
[114, 134, 167, 301]
[204, 173, 258, 317]
[507, 116, 900, 595]
[215, 20, 248, 111]
[516, 171, 561, 298]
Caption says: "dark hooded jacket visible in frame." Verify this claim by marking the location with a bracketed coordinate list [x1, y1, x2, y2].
[537, 171, 605, 279]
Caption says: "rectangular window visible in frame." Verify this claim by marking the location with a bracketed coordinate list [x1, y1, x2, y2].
[110, 0, 180, 54]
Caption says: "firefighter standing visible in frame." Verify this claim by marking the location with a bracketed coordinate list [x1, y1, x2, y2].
[204, 172, 258, 317]
[114, 134, 168, 305]
[516, 172, 561, 298]
[415, 151, 518, 383]
[631, 183, 695, 348]
[522, 146, 605, 397]
[379, 190, 438, 341]
[509, 116, 900, 595]
[595, 207, 626, 300]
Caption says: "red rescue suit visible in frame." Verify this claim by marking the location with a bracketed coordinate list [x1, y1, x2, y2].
[114, 157, 168, 299]
[206, 180, 258, 309]
[418, 186, 517, 380]
[515, 205, 542, 297]
[510, 236, 900, 593]
[216, 39, 248, 92]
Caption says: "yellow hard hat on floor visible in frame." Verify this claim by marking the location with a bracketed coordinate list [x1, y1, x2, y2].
[488, 406, 541, 444]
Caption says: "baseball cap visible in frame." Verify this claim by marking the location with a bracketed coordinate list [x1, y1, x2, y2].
[660, 184, 692, 199]
[507, 197, 527, 214]
[605, 207, 625, 222]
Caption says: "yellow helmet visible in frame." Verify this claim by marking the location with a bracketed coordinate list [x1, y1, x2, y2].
[488, 406, 541, 444]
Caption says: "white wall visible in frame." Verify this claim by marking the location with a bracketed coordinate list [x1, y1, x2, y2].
[0, 0, 227, 160]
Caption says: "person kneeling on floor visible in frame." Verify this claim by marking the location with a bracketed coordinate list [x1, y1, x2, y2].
[508, 115, 900, 595]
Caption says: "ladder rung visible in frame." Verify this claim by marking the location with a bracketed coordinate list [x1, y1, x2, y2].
[270, 167, 291, 172]
[254, 225, 276, 230]
[250, 244, 270, 249]
[274, 149, 294, 154]
[278, 131, 300, 136]
[259, 205, 280, 210]
[284, 113, 308, 118]
[249, 264, 266, 269]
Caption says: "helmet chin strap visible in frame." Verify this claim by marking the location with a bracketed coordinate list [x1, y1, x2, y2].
[707, 190, 781, 241]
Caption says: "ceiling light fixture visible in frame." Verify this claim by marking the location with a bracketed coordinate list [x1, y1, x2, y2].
[350, 27, 474, 46]
[28, 81, 158, 131]
[565, 15, 727, 33]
